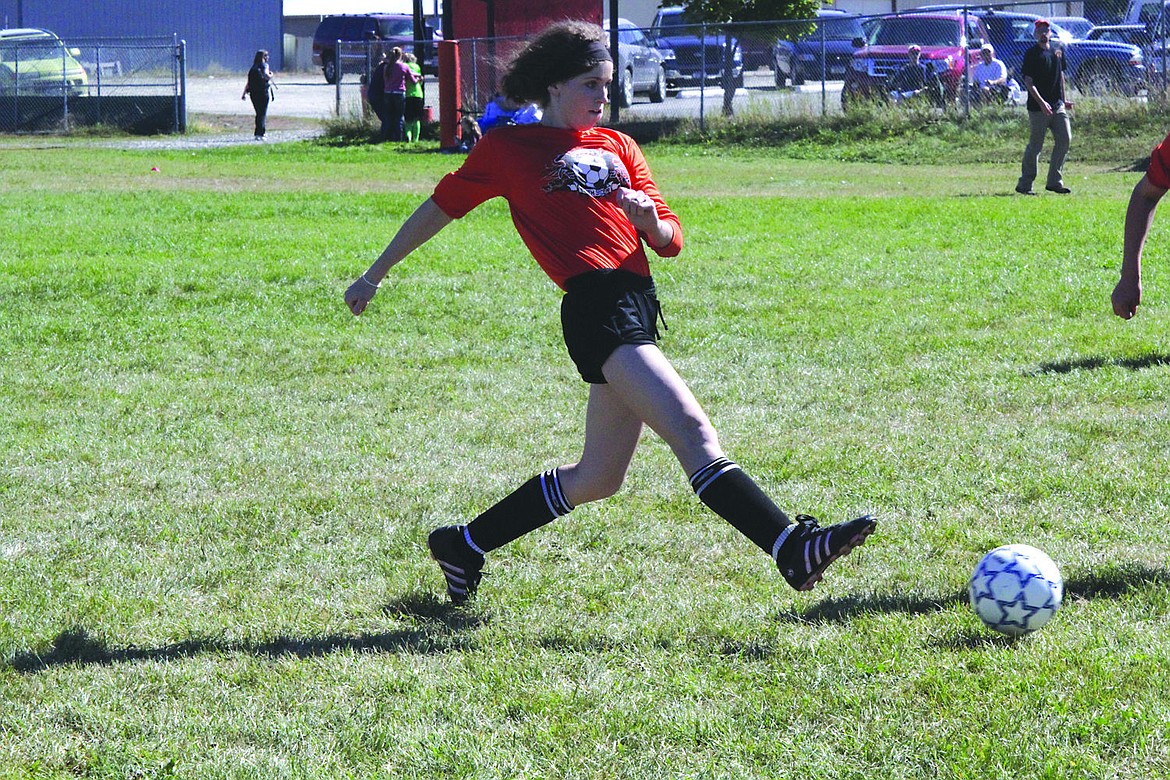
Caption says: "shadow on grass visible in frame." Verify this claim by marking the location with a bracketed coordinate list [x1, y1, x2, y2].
[776, 562, 1170, 626]
[8, 566, 1168, 671]
[1030, 353, 1170, 375]
[777, 590, 967, 625]
[6, 592, 487, 674]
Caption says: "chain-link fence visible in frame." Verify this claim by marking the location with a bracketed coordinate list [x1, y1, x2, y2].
[1, 33, 184, 133]
[262, 2, 1170, 144]
[433, 2, 1165, 141]
[5, 6, 1167, 137]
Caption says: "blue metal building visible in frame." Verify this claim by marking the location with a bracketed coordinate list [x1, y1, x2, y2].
[0, 0, 283, 71]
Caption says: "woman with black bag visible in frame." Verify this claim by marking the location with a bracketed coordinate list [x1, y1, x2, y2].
[241, 49, 274, 141]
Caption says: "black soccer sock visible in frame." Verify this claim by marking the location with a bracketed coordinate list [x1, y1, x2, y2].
[690, 457, 792, 559]
[463, 468, 575, 554]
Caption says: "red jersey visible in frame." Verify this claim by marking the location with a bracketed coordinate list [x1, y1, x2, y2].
[431, 124, 683, 289]
[1148, 130, 1170, 190]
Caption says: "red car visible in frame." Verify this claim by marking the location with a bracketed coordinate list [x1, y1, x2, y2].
[842, 13, 990, 109]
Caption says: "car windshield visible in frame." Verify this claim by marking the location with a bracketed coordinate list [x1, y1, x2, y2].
[657, 10, 698, 31]
[870, 17, 960, 47]
[1001, 19, 1036, 43]
[819, 16, 865, 40]
[1093, 27, 1151, 44]
[1055, 19, 1093, 38]
[1048, 23, 1077, 45]
[377, 19, 414, 37]
[0, 40, 64, 61]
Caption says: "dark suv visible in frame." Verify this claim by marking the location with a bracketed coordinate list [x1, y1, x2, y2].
[1088, 24, 1168, 78]
[650, 6, 744, 90]
[312, 14, 435, 84]
[773, 9, 866, 87]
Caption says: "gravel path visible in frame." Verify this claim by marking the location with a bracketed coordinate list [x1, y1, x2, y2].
[100, 128, 325, 150]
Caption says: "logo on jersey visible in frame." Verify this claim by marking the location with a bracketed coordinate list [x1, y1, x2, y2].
[543, 148, 630, 198]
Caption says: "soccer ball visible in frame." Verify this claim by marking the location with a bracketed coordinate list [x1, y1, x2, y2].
[969, 544, 1063, 636]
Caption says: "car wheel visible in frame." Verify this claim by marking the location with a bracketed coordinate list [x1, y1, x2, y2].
[323, 57, 338, 85]
[649, 66, 666, 103]
[619, 68, 634, 107]
[1076, 61, 1120, 96]
[774, 58, 788, 88]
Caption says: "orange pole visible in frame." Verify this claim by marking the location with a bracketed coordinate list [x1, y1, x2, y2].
[438, 40, 461, 150]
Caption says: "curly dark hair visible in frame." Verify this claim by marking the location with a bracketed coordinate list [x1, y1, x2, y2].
[500, 20, 609, 106]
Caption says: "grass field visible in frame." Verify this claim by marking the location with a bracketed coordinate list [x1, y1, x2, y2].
[2, 123, 1170, 779]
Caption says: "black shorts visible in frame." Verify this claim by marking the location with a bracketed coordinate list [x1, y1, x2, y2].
[560, 269, 663, 384]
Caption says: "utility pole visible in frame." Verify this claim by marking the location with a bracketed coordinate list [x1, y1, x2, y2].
[608, 0, 619, 123]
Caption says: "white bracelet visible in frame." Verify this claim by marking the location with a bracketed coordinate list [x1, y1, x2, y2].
[360, 274, 381, 289]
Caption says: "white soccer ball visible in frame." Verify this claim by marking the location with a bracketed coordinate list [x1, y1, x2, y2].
[969, 544, 1063, 636]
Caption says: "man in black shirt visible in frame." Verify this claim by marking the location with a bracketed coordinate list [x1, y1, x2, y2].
[1016, 19, 1073, 195]
[886, 44, 945, 107]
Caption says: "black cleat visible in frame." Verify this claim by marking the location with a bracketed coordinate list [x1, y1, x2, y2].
[774, 514, 876, 591]
[427, 525, 485, 604]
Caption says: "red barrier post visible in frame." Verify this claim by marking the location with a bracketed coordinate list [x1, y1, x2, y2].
[438, 40, 461, 150]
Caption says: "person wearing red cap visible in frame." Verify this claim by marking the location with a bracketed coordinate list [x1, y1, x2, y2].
[1112, 131, 1170, 318]
[1016, 19, 1073, 195]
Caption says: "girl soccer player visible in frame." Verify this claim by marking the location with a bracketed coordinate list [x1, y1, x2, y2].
[345, 20, 876, 603]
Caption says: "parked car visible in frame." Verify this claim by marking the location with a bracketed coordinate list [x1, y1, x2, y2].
[650, 6, 744, 91]
[1088, 23, 1169, 77]
[738, 23, 781, 72]
[1125, 0, 1170, 34]
[842, 13, 989, 109]
[777, 9, 865, 86]
[1088, 23, 1154, 46]
[971, 11, 1146, 95]
[772, 34, 798, 87]
[312, 13, 435, 84]
[0, 28, 88, 97]
[604, 18, 670, 106]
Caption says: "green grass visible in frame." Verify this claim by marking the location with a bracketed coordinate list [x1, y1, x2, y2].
[2, 128, 1169, 778]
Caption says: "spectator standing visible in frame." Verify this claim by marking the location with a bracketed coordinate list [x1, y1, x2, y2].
[382, 47, 419, 142]
[1016, 19, 1073, 195]
[241, 49, 273, 141]
[403, 52, 425, 142]
[368, 52, 389, 139]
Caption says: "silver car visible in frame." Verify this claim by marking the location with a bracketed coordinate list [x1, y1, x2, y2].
[604, 18, 671, 106]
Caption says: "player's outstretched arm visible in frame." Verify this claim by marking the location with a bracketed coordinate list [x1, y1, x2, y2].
[346, 198, 454, 316]
[1114, 175, 1167, 320]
